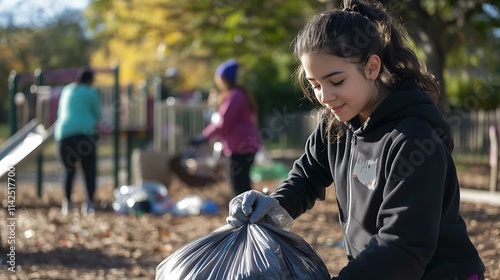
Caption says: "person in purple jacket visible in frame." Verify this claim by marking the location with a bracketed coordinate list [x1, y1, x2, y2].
[226, 0, 485, 279]
[190, 59, 262, 196]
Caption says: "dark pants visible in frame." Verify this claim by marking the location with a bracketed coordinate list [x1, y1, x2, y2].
[229, 152, 256, 197]
[57, 134, 98, 202]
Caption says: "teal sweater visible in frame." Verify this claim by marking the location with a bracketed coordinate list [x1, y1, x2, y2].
[54, 82, 101, 141]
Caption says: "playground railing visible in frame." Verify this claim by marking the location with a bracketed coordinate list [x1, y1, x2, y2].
[154, 102, 208, 155]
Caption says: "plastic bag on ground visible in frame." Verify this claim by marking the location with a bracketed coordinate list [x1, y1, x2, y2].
[113, 181, 172, 215]
[155, 223, 331, 280]
[171, 195, 219, 216]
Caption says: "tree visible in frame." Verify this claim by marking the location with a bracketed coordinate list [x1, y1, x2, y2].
[86, 0, 500, 113]
[378, 0, 500, 112]
[27, 10, 95, 70]
[86, 0, 324, 113]
[0, 9, 95, 123]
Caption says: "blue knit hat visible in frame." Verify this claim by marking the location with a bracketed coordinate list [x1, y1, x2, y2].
[215, 59, 238, 82]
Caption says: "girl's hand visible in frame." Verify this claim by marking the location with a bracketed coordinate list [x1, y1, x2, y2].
[226, 190, 293, 229]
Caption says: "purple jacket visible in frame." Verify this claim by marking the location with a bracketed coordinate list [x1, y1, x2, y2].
[202, 88, 261, 157]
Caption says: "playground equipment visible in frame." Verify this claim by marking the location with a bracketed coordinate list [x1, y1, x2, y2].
[489, 125, 499, 192]
[4, 66, 224, 194]
[0, 119, 53, 180]
[4, 66, 297, 196]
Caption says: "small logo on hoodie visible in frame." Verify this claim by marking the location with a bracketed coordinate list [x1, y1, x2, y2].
[353, 157, 378, 190]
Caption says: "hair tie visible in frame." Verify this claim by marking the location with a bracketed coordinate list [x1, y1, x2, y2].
[342, 8, 352, 12]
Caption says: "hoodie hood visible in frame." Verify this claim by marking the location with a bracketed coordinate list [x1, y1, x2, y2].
[348, 80, 454, 152]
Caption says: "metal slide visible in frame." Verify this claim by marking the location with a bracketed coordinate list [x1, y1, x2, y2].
[0, 119, 54, 181]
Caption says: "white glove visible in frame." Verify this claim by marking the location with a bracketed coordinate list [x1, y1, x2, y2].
[226, 190, 293, 229]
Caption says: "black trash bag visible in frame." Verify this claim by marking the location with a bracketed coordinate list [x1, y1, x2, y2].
[155, 223, 331, 280]
[169, 150, 226, 188]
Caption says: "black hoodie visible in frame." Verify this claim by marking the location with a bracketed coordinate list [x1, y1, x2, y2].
[272, 80, 485, 279]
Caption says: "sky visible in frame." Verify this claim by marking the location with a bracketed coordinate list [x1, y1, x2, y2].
[0, 0, 91, 26]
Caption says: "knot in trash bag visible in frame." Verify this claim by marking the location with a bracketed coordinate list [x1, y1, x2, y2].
[156, 223, 331, 280]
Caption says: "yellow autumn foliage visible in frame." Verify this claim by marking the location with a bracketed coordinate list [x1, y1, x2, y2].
[88, 0, 193, 88]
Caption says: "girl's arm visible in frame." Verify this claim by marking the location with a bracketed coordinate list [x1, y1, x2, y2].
[202, 90, 245, 139]
[272, 120, 334, 218]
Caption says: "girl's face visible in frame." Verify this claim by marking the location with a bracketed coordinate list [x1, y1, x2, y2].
[301, 53, 382, 123]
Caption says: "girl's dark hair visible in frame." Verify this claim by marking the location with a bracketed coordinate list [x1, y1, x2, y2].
[293, 0, 439, 139]
[78, 68, 94, 84]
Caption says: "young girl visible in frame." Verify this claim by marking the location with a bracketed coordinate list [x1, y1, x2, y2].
[191, 59, 261, 197]
[226, 1, 485, 279]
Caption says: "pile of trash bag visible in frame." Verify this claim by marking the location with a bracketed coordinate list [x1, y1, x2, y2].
[112, 181, 173, 215]
[169, 148, 226, 188]
[170, 195, 219, 216]
[113, 182, 219, 216]
[155, 223, 331, 280]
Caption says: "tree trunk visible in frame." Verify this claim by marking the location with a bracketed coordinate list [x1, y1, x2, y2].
[378, 0, 453, 113]
[423, 39, 449, 114]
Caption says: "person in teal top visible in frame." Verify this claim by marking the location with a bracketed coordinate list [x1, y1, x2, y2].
[55, 68, 101, 215]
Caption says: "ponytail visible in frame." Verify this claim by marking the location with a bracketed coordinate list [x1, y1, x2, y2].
[344, 0, 439, 100]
